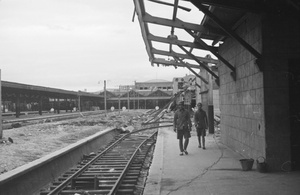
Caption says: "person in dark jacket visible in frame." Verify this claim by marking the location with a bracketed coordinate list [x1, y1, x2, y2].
[173, 101, 192, 156]
[194, 103, 208, 149]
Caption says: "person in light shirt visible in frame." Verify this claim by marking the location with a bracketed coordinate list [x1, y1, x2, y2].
[173, 101, 192, 156]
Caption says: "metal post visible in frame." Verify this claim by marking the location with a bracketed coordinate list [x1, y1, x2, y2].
[78, 93, 81, 112]
[137, 92, 139, 109]
[208, 64, 214, 134]
[39, 96, 43, 115]
[16, 93, 20, 118]
[133, 89, 135, 109]
[0, 69, 2, 139]
[57, 98, 60, 114]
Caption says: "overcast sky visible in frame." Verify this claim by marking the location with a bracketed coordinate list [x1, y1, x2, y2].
[0, 0, 207, 92]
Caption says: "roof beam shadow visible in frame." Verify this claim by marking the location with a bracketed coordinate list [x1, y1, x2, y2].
[185, 29, 236, 82]
[177, 44, 218, 78]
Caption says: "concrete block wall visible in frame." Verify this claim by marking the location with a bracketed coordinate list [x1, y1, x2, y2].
[218, 14, 266, 160]
[196, 68, 219, 114]
[260, 13, 299, 170]
[218, 12, 300, 171]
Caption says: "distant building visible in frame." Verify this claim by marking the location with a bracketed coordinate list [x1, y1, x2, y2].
[101, 79, 173, 110]
[102, 76, 219, 114]
[172, 75, 196, 95]
[135, 79, 173, 91]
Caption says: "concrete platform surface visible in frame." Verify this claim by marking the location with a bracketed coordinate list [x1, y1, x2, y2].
[144, 124, 300, 195]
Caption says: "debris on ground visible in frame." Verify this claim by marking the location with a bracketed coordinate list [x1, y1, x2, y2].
[0, 110, 145, 175]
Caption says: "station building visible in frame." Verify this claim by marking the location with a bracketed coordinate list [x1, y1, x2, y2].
[133, 0, 300, 171]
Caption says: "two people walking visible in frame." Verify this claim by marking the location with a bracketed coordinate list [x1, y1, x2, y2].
[173, 102, 208, 155]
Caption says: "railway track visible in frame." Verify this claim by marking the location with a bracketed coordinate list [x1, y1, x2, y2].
[0, 108, 172, 195]
[2, 110, 108, 130]
[38, 124, 172, 195]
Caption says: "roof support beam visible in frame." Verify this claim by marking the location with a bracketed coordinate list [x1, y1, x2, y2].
[133, 0, 154, 62]
[191, 1, 262, 60]
[143, 13, 227, 37]
[148, 34, 217, 51]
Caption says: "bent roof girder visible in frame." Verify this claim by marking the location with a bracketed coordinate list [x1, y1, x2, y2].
[148, 34, 217, 52]
[151, 48, 218, 64]
[177, 45, 219, 79]
[133, 0, 154, 63]
[173, 56, 209, 84]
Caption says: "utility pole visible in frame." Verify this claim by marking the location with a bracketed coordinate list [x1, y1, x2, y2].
[127, 86, 130, 110]
[104, 80, 107, 113]
[137, 92, 139, 109]
[118, 85, 121, 115]
[133, 89, 135, 109]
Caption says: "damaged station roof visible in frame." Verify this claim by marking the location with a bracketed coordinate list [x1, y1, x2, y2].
[132, 0, 299, 84]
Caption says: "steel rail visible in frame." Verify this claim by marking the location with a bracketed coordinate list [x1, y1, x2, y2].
[46, 134, 128, 195]
[2, 110, 107, 124]
[108, 131, 157, 194]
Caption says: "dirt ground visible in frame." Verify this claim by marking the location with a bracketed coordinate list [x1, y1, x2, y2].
[0, 110, 146, 175]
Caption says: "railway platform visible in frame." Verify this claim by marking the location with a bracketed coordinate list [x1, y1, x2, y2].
[144, 123, 300, 195]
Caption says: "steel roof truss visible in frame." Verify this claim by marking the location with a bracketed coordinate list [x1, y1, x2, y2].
[143, 13, 227, 38]
[151, 48, 218, 64]
[152, 58, 200, 69]
[173, 56, 209, 84]
[148, 0, 191, 12]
